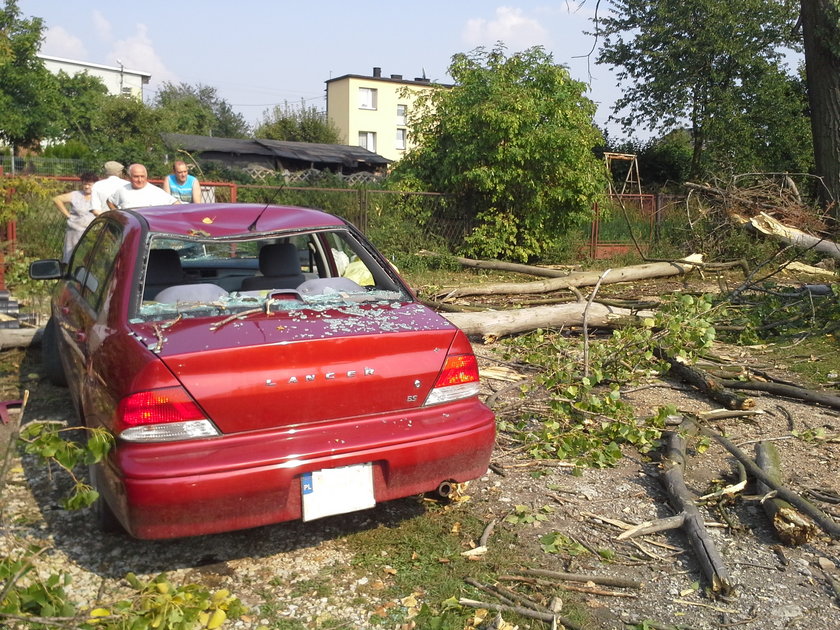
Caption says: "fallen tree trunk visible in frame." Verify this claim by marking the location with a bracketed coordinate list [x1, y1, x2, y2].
[661, 424, 733, 596]
[749, 212, 840, 259]
[0, 328, 41, 350]
[419, 250, 573, 278]
[438, 256, 703, 299]
[755, 441, 817, 545]
[441, 302, 651, 341]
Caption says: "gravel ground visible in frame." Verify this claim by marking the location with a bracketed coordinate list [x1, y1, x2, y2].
[2, 341, 840, 629]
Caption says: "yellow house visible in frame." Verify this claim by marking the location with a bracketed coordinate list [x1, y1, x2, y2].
[326, 67, 449, 163]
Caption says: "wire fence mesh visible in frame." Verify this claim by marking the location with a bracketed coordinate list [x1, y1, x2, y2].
[4, 162, 671, 291]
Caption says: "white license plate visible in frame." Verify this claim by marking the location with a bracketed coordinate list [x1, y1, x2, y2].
[301, 463, 375, 521]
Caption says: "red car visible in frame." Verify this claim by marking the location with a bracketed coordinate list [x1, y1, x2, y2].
[30, 204, 495, 539]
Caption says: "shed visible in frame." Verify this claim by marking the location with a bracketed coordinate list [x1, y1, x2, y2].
[161, 133, 390, 175]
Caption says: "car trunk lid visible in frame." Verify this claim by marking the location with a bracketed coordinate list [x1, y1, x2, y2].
[128, 302, 460, 433]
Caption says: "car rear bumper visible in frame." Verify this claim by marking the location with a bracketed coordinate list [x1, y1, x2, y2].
[103, 399, 495, 539]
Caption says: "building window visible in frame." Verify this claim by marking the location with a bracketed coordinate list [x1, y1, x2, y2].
[359, 131, 376, 152]
[359, 87, 377, 110]
[396, 104, 407, 125]
[395, 129, 407, 151]
[121, 86, 133, 96]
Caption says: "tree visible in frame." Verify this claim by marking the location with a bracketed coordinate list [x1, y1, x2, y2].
[54, 70, 109, 148]
[610, 129, 693, 191]
[595, 0, 803, 178]
[0, 0, 62, 153]
[393, 45, 607, 262]
[700, 61, 812, 176]
[254, 101, 341, 144]
[86, 96, 167, 170]
[799, 0, 840, 216]
[154, 82, 250, 138]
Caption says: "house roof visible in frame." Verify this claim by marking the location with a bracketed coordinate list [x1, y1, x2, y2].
[161, 133, 391, 168]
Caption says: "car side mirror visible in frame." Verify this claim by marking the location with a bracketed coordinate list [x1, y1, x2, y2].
[29, 259, 63, 280]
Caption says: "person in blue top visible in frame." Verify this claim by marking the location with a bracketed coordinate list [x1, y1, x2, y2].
[163, 160, 201, 203]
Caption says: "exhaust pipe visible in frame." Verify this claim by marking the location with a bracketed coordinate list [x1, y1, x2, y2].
[435, 480, 455, 499]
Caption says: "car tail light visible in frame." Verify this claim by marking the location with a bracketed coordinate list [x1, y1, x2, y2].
[116, 386, 220, 443]
[424, 353, 481, 406]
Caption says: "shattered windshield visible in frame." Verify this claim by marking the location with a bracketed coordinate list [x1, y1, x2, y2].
[133, 229, 410, 322]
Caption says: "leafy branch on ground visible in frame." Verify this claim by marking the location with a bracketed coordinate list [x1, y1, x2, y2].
[497, 293, 720, 467]
[16, 422, 113, 509]
[2, 417, 247, 629]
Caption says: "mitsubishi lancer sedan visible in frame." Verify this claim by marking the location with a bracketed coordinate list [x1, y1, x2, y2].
[30, 203, 495, 539]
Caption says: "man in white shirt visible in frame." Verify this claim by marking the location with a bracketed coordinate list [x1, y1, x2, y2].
[90, 161, 126, 215]
[108, 163, 178, 210]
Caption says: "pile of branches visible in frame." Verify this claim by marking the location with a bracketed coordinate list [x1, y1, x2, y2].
[684, 174, 832, 235]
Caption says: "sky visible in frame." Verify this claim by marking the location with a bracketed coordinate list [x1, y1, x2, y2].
[19, 1, 626, 138]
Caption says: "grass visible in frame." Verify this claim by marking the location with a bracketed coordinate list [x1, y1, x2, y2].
[340, 500, 588, 629]
[761, 333, 840, 386]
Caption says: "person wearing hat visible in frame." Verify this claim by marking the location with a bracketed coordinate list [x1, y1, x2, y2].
[90, 161, 126, 215]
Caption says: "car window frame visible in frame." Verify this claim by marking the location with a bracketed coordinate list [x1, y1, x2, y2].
[67, 219, 123, 313]
[82, 221, 122, 312]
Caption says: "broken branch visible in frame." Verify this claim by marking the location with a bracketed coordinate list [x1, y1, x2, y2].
[755, 441, 818, 545]
[694, 421, 840, 539]
[660, 425, 733, 596]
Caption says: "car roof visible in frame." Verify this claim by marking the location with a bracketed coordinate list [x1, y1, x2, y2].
[125, 203, 347, 238]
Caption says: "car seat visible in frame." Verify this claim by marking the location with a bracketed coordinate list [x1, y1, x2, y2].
[143, 249, 184, 300]
[240, 243, 306, 291]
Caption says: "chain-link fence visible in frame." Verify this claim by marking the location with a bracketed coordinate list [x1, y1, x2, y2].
[3, 166, 678, 294]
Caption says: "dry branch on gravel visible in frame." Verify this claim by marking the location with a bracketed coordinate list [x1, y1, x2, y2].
[658, 351, 756, 411]
[719, 379, 840, 411]
[755, 441, 818, 545]
[660, 423, 733, 597]
[693, 420, 840, 540]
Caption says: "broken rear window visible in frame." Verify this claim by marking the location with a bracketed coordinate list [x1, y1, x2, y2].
[134, 229, 409, 322]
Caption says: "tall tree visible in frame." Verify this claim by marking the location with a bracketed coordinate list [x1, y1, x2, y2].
[799, 0, 840, 215]
[254, 101, 341, 144]
[595, 0, 802, 178]
[154, 82, 250, 138]
[54, 70, 109, 146]
[0, 0, 61, 153]
[87, 96, 166, 170]
[393, 45, 607, 261]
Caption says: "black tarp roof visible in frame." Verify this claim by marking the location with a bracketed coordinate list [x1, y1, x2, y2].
[161, 133, 391, 168]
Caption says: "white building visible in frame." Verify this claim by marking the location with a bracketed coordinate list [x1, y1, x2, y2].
[38, 54, 151, 99]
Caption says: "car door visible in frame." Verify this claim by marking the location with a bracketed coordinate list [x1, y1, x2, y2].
[57, 221, 122, 401]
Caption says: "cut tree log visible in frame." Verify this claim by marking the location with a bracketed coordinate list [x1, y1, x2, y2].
[438, 255, 704, 299]
[749, 212, 840, 259]
[660, 423, 733, 597]
[0, 328, 41, 349]
[755, 441, 818, 545]
[441, 302, 652, 341]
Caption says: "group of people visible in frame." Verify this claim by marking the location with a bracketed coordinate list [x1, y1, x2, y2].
[52, 160, 202, 261]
